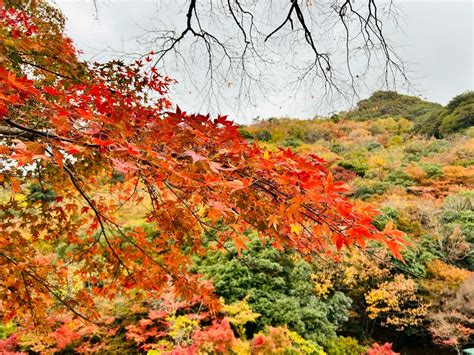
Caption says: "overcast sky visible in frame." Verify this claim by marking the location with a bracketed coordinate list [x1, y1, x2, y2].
[57, 0, 473, 124]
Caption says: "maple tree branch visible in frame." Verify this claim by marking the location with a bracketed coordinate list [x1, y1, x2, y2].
[0, 124, 38, 140]
[359, 246, 426, 280]
[162, 180, 240, 258]
[21, 271, 38, 327]
[59, 165, 178, 285]
[236, 168, 396, 255]
[0, 251, 98, 325]
[63, 164, 137, 284]
[1, 118, 67, 141]
[110, 175, 141, 214]
[99, 213, 177, 281]
[227, 0, 249, 45]
[18, 59, 75, 81]
[0, 118, 99, 148]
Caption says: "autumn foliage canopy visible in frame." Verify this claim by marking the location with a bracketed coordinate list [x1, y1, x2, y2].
[0, 0, 406, 338]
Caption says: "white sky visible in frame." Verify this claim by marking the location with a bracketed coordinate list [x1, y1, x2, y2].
[57, 0, 473, 123]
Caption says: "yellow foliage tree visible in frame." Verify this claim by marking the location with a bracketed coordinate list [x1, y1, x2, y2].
[222, 298, 260, 338]
[365, 274, 429, 330]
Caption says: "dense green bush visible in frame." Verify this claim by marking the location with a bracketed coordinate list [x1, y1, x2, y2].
[194, 235, 352, 343]
[394, 235, 438, 277]
[372, 207, 399, 231]
[28, 183, 56, 203]
[352, 181, 390, 200]
[413, 111, 443, 137]
[282, 137, 303, 148]
[440, 191, 474, 242]
[337, 156, 369, 177]
[404, 139, 449, 163]
[426, 139, 449, 154]
[330, 143, 345, 154]
[238, 128, 254, 139]
[385, 170, 415, 187]
[437, 191, 474, 269]
[404, 140, 426, 162]
[288, 125, 305, 141]
[420, 163, 443, 179]
[255, 129, 272, 141]
[366, 141, 382, 151]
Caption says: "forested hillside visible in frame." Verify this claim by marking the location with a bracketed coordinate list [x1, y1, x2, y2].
[335, 91, 474, 137]
[238, 93, 474, 353]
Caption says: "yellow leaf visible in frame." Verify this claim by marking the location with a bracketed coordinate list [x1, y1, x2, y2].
[290, 223, 302, 234]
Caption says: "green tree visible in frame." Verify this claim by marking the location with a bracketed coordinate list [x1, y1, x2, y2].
[194, 234, 352, 343]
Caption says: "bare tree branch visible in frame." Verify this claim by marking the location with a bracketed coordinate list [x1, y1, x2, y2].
[134, 0, 408, 115]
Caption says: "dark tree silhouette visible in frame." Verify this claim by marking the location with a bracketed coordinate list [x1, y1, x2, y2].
[137, 0, 408, 112]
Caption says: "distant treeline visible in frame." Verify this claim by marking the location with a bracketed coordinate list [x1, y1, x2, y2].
[243, 91, 474, 139]
[339, 91, 474, 137]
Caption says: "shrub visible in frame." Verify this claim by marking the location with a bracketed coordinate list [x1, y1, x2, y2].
[323, 336, 367, 355]
[385, 170, 414, 187]
[365, 274, 428, 330]
[372, 207, 399, 231]
[238, 128, 254, 139]
[252, 327, 325, 354]
[404, 140, 426, 162]
[255, 129, 272, 141]
[331, 166, 357, 182]
[352, 181, 390, 200]
[288, 125, 305, 140]
[419, 163, 443, 179]
[28, 183, 56, 203]
[440, 191, 474, 241]
[330, 143, 345, 154]
[443, 165, 474, 185]
[438, 192, 474, 268]
[428, 276, 474, 354]
[427, 139, 449, 154]
[394, 235, 438, 277]
[366, 141, 382, 151]
[0, 323, 16, 340]
[387, 135, 404, 146]
[405, 164, 428, 183]
[303, 128, 333, 143]
[282, 137, 303, 148]
[338, 158, 368, 177]
[413, 111, 442, 137]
